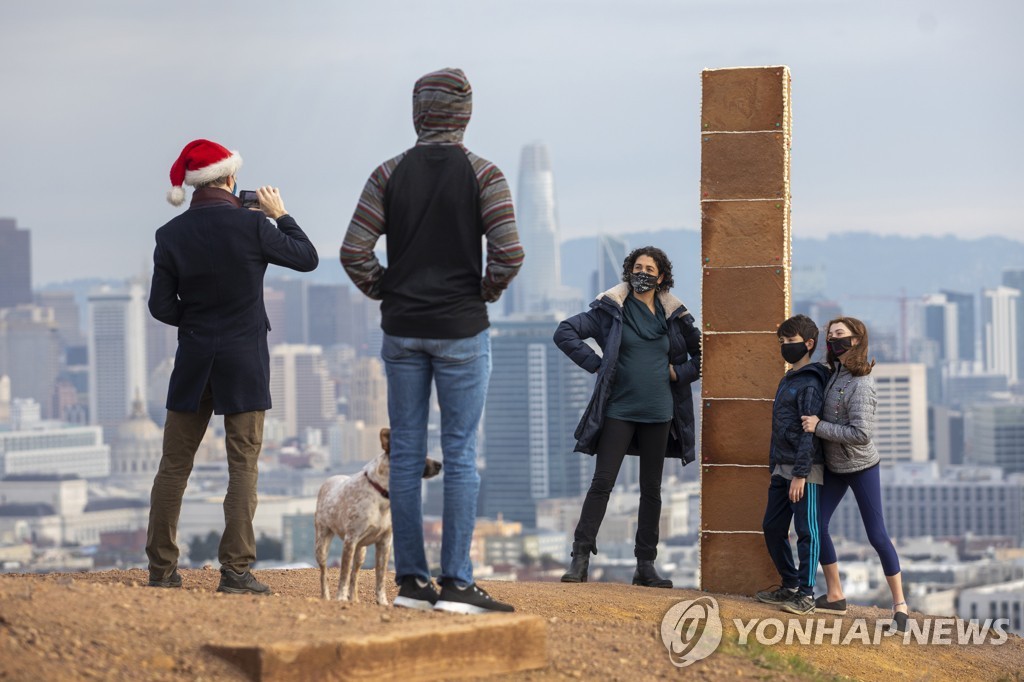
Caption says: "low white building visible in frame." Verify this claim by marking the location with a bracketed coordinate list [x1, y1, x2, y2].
[176, 493, 317, 548]
[0, 474, 88, 514]
[0, 422, 110, 479]
[68, 499, 149, 546]
[483, 529, 567, 565]
[828, 463, 1024, 545]
[959, 579, 1024, 634]
[0, 475, 148, 547]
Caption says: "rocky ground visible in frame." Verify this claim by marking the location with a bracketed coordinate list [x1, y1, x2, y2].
[0, 568, 1022, 681]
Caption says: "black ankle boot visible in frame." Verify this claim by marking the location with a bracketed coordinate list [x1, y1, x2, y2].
[561, 543, 595, 583]
[633, 559, 673, 588]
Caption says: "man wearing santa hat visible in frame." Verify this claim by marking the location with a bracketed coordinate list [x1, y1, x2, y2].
[146, 139, 319, 594]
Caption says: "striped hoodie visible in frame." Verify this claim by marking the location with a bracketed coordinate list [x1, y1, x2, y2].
[340, 68, 524, 339]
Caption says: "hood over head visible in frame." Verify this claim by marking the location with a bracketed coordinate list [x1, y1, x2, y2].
[413, 68, 472, 144]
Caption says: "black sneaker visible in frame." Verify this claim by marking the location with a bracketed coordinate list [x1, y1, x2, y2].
[755, 585, 797, 605]
[814, 594, 847, 615]
[148, 569, 182, 588]
[780, 592, 816, 615]
[216, 568, 271, 595]
[434, 582, 514, 614]
[394, 576, 439, 611]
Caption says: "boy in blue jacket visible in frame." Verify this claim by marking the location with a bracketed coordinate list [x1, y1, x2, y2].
[756, 314, 829, 615]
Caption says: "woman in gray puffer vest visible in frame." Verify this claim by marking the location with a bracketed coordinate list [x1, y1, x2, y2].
[801, 317, 909, 632]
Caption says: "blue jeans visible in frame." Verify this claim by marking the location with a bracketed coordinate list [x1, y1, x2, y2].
[381, 330, 491, 587]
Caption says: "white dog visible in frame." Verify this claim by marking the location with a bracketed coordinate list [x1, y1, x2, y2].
[314, 428, 442, 605]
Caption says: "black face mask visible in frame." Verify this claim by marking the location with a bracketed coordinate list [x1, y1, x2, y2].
[781, 341, 809, 364]
[630, 271, 658, 293]
[828, 337, 854, 356]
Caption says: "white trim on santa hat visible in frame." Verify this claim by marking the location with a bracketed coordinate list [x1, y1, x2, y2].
[183, 151, 243, 186]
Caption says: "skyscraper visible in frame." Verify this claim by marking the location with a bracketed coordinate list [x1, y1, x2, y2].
[922, 294, 959, 363]
[508, 143, 560, 315]
[1002, 269, 1024, 386]
[940, 290, 976, 362]
[982, 286, 1020, 384]
[591, 234, 628, 299]
[34, 290, 83, 347]
[263, 287, 287, 347]
[347, 357, 388, 432]
[267, 344, 336, 441]
[872, 363, 929, 464]
[0, 306, 61, 419]
[0, 218, 32, 309]
[921, 293, 962, 404]
[307, 284, 352, 349]
[966, 402, 1024, 475]
[265, 277, 309, 345]
[87, 283, 148, 438]
[481, 316, 593, 526]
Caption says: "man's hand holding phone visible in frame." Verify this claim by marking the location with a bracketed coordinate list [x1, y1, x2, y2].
[241, 186, 287, 220]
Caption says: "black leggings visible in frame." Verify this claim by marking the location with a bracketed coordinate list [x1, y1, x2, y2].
[573, 417, 671, 560]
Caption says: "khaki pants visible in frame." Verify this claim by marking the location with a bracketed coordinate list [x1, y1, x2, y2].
[145, 384, 265, 576]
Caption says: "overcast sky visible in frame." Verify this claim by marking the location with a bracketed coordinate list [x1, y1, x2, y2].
[1, 0, 1021, 285]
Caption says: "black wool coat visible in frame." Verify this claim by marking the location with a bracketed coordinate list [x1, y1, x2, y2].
[148, 189, 319, 414]
[553, 283, 702, 463]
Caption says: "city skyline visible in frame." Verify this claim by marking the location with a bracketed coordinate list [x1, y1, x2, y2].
[2, 1, 1023, 285]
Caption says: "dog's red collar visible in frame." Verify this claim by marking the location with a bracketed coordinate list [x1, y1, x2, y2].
[364, 471, 389, 499]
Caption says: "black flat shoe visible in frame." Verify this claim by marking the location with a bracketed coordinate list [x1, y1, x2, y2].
[890, 601, 910, 633]
[813, 594, 847, 615]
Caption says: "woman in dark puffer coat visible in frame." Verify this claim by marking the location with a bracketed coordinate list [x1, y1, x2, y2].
[553, 246, 700, 587]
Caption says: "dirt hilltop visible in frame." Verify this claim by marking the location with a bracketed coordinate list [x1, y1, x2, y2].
[0, 568, 1021, 681]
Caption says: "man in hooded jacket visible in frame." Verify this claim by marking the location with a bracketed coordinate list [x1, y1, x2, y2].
[341, 68, 524, 614]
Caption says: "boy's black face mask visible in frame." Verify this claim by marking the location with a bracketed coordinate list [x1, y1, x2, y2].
[781, 341, 809, 364]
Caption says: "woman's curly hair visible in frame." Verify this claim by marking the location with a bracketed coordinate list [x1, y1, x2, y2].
[621, 246, 674, 292]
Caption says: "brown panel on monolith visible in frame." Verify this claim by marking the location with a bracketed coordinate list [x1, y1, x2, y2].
[700, 133, 787, 200]
[701, 465, 770, 532]
[700, 65, 791, 597]
[701, 67, 788, 133]
[701, 333, 784, 399]
[702, 201, 787, 268]
[702, 267, 786, 333]
[700, 533, 779, 596]
[701, 400, 774, 465]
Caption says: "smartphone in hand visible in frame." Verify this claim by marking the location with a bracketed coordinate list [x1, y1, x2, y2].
[239, 190, 260, 209]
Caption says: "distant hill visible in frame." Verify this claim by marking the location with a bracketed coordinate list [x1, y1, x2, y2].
[561, 229, 1024, 331]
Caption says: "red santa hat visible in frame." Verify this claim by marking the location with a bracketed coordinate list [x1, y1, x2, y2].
[166, 139, 243, 206]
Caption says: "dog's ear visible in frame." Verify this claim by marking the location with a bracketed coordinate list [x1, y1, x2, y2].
[380, 427, 390, 454]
